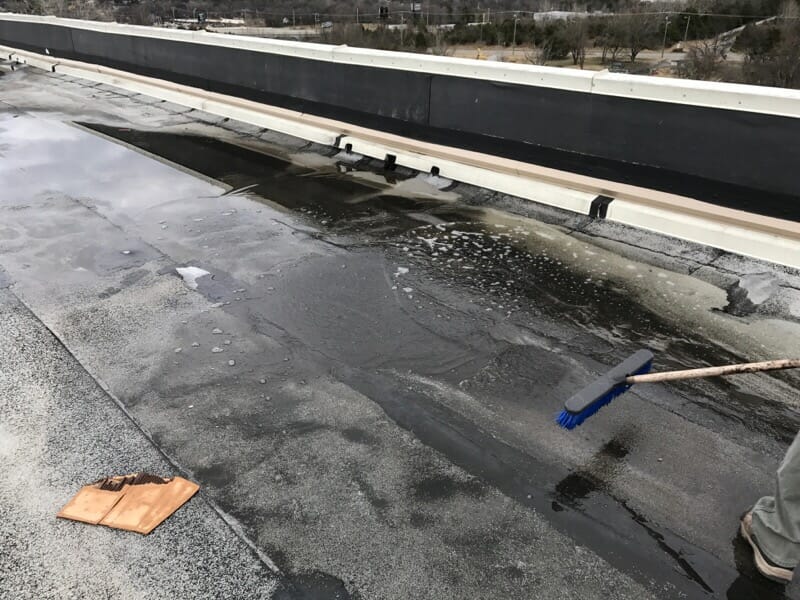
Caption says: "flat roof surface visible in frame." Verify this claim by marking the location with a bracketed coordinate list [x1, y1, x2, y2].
[2, 65, 800, 599]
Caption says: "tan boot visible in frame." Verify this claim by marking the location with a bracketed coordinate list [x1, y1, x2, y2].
[741, 511, 795, 584]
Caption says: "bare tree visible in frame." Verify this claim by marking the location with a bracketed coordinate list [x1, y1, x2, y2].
[429, 29, 453, 56]
[739, 1, 800, 89]
[597, 17, 625, 63]
[563, 18, 588, 68]
[526, 40, 554, 65]
[679, 37, 726, 80]
[617, 12, 660, 62]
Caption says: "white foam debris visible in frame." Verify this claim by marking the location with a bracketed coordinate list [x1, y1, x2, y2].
[191, 342, 200, 347]
[212, 346, 224, 353]
[174, 347, 182, 353]
[423, 173, 453, 189]
[212, 328, 223, 334]
[121, 250, 132, 255]
[228, 359, 236, 366]
[418, 237, 437, 250]
[176, 266, 211, 290]
[335, 150, 364, 163]
[738, 273, 780, 305]
[403, 287, 413, 293]
[395, 267, 409, 277]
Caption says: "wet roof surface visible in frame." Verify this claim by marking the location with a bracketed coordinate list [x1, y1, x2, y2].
[2, 68, 800, 599]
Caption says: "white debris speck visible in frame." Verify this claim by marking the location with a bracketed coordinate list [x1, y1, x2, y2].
[176, 266, 211, 290]
[211, 346, 224, 353]
[228, 359, 236, 366]
[260, 379, 267, 384]
[224, 340, 231, 345]
[174, 347, 182, 353]
[738, 273, 780, 305]
[121, 250, 132, 255]
[212, 328, 223, 334]
[188, 404, 194, 409]
[191, 342, 200, 347]
[395, 267, 409, 276]
[193, 217, 204, 222]
[402, 287, 413, 293]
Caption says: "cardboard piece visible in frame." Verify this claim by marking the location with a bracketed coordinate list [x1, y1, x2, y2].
[57, 473, 199, 535]
[57, 487, 124, 525]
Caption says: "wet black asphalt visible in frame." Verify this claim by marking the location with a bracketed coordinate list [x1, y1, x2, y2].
[2, 100, 800, 599]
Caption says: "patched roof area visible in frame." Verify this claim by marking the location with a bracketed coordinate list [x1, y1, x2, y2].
[2, 64, 800, 599]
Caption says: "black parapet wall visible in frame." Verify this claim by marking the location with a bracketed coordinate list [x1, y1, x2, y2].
[2, 17, 798, 221]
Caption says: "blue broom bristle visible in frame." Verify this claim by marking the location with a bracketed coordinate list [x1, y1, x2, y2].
[555, 360, 652, 430]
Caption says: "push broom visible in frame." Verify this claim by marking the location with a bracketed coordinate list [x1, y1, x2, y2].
[556, 350, 800, 430]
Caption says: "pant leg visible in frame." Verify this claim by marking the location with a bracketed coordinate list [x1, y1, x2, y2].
[752, 431, 800, 568]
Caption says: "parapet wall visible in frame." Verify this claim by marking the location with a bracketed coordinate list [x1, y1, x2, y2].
[2, 14, 799, 220]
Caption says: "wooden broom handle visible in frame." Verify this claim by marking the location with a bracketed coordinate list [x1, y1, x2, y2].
[626, 359, 800, 384]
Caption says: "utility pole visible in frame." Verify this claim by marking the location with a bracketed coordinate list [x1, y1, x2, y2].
[661, 15, 671, 58]
[683, 15, 691, 42]
[512, 16, 519, 55]
[356, 6, 359, 24]
[292, 9, 295, 26]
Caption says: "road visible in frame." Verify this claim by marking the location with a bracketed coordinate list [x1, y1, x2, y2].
[450, 44, 745, 70]
[2, 65, 800, 599]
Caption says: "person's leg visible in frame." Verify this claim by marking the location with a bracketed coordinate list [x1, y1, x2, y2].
[744, 431, 800, 582]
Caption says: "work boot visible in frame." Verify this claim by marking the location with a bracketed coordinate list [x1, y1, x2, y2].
[741, 511, 795, 584]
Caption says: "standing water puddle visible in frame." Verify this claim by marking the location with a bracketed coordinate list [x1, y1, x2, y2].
[68, 121, 799, 599]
